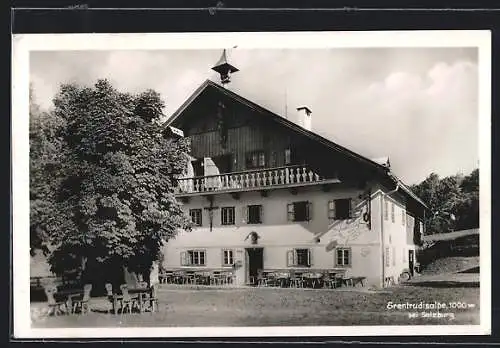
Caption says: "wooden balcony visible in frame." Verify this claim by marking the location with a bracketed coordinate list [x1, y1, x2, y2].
[175, 165, 340, 196]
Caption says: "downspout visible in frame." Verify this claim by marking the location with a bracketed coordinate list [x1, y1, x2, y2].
[380, 179, 400, 287]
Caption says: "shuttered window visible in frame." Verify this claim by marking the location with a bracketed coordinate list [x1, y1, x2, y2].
[391, 203, 395, 223]
[181, 250, 206, 266]
[247, 205, 263, 224]
[221, 207, 235, 225]
[222, 249, 234, 266]
[287, 248, 312, 267]
[328, 199, 352, 220]
[335, 248, 351, 267]
[287, 201, 312, 222]
[384, 199, 389, 220]
[189, 209, 202, 226]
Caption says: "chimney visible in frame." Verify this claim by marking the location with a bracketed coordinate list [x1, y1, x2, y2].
[296, 106, 312, 131]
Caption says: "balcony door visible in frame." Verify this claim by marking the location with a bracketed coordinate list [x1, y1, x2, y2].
[212, 154, 233, 174]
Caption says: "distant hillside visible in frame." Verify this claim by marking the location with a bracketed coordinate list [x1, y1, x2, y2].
[420, 256, 479, 275]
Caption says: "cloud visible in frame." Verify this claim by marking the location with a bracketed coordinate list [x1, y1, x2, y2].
[316, 60, 478, 184]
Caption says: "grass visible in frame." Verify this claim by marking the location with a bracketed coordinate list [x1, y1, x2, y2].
[31, 284, 480, 328]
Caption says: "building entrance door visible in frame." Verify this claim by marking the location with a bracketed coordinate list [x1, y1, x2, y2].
[246, 248, 263, 286]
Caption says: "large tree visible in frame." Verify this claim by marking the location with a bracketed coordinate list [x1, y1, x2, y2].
[411, 169, 479, 234]
[32, 79, 191, 279]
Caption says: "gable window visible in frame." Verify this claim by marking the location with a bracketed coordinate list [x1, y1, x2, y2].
[287, 248, 312, 267]
[384, 199, 389, 220]
[391, 203, 395, 223]
[221, 207, 235, 225]
[327, 199, 352, 220]
[335, 248, 351, 267]
[189, 209, 202, 226]
[287, 201, 312, 222]
[247, 205, 263, 224]
[246, 151, 265, 169]
[181, 250, 206, 266]
[222, 249, 234, 266]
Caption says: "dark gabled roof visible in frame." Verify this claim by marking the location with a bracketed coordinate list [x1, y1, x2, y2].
[164, 79, 428, 210]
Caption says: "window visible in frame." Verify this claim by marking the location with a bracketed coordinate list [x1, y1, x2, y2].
[221, 207, 235, 225]
[284, 148, 292, 165]
[245, 150, 265, 169]
[189, 209, 202, 226]
[392, 247, 396, 266]
[270, 151, 277, 167]
[287, 248, 312, 267]
[402, 210, 406, 226]
[247, 205, 263, 224]
[181, 250, 206, 266]
[391, 203, 395, 223]
[287, 201, 312, 222]
[327, 199, 352, 220]
[385, 247, 390, 267]
[222, 249, 234, 266]
[384, 199, 388, 220]
[335, 248, 351, 267]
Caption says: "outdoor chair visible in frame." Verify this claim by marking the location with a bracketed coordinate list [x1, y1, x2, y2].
[257, 271, 267, 287]
[119, 284, 138, 315]
[149, 284, 159, 312]
[289, 273, 305, 288]
[222, 271, 234, 285]
[44, 285, 67, 316]
[72, 284, 92, 314]
[137, 281, 148, 289]
[265, 272, 279, 287]
[105, 283, 122, 314]
[210, 272, 223, 286]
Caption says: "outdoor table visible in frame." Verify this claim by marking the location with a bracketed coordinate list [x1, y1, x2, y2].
[55, 288, 84, 313]
[303, 273, 323, 288]
[129, 287, 152, 313]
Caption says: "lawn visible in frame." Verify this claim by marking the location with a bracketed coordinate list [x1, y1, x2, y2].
[31, 284, 480, 328]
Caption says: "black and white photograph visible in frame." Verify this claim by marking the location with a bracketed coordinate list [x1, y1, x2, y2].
[12, 31, 491, 337]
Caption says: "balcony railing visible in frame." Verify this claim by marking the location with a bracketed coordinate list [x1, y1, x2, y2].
[176, 165, 325, 194]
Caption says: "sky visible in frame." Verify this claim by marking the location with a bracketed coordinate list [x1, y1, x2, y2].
[30, 47, 479, 185]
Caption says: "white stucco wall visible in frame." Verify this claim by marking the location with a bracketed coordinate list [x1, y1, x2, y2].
[163, 184, 385, 287]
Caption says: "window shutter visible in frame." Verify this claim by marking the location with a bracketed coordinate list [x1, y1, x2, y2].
[286, 250, 294, 266]
[259, 205, 263, 223]
[180, 252, 187, 266]
[221, 249, 225, 266]
[287, 204, 294, 221]
[306, 202, 313, 221]
[242, 206, 247, 224]
[348, 199, 353, 218]
[328, 200, 335, 220]
[307, 249, 313, 267]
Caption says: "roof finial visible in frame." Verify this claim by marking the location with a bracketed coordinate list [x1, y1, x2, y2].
[211, 49, 239, 86]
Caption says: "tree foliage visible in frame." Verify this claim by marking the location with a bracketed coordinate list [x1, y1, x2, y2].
[30, 79, 191, 277]
[411, 169, 479, 234]
[29, 86, 66, 256]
